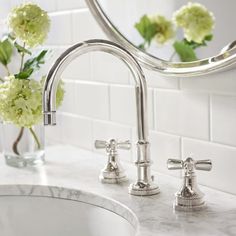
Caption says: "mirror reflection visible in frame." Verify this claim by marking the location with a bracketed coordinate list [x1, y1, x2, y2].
[98, 0, 236, 62]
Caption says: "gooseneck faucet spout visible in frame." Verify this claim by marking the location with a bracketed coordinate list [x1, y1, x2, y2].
[43, 39, 159, 196]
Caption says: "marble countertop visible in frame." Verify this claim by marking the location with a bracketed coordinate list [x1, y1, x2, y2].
[0, 145, 236, 236]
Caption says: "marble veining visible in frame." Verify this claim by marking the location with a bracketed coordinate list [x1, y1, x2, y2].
[0, 184, 138, 231]
[0, 145, 236, 236]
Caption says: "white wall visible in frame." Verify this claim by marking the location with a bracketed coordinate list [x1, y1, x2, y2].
[1, 0, 236, 195]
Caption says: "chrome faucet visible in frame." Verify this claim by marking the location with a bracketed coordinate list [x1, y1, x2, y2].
[168, 157, 212, 211]
[42, 39, 160, 196]
[95, 139, 131, 184]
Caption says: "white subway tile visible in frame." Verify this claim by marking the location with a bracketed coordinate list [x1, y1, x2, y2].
[0, 1, 11, 19]
[92, 121, 132, 162]
[9, 0, 25, 8]
[56, 0, 87, 10]
[109, 85, 136, 126]
[45, 113, 63, 144]
[144, 69, 179, 89]
[62, 53, 91, 81]
[154, 90, 209, 140]
[211, 95, 236, 146]
[0, 64, 8, 78]
[2, 51, 21, 76]
[110, 85, 154, 128]
[91, 52, 130, 84]
[34, 0, 57, 12]
[72, 10, 106, 43]
[59, 114, 93, 149]
[8, 0, 25, 8]
[148, 89, 154, 129]
[180, 69, 236, 95]
[0, 19, 7, 40]
[182, 138, 236, 195]
[74, 82, 109, 120]
[0, 122, 3, 152]
[60, 81, 76, 114]
[47, 12, 72, 45]
[10, 0, 57, 12]
[11, 0, 56, 12]
[150, 131, 181, 177]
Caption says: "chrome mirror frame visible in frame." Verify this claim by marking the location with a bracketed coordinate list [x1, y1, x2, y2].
[85, 0, 236, 77]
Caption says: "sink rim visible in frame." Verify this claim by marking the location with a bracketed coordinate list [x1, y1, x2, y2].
[0, 184, 139, 233]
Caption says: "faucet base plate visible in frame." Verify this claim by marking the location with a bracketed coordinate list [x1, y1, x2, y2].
[128, 182, 160, 196]
[99, 165, 127, 184]
[174, 202, 206, 212]
[99, 175, 128, 184]
[173, 192, 206, 211]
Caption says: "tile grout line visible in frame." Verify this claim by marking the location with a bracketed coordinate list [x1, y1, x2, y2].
[56, 109, 236, 150]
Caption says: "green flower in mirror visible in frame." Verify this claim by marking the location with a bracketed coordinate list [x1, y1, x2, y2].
[135, 14, 175, 49]
[134, 2, 215, 62]
[150, 15, 175, 45]
[173, 2, 214, 44]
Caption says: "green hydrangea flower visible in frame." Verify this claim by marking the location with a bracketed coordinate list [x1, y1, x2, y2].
[8, 3, 50, 47]
[173, 2, 214, 43]
[150, 15, 175, 44]
[0, 76, 42, 127]
[0, 76, 64, 128]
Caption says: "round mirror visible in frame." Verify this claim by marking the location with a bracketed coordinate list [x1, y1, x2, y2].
[85, 0, 236, 76]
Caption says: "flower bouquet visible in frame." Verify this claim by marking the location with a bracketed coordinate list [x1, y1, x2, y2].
[135, 2, 215, 62]
[0, 3, 64, 167]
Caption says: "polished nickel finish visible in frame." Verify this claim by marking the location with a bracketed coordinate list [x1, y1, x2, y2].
[167, 157, 212, 211]
[85, 0, 236, 76]
[95, 139, 130, 183]
[221, 40, 236, 53]
[43, 39, 160, 196]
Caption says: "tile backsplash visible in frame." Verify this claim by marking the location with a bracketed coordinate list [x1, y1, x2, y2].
[1, 0, 236, 195]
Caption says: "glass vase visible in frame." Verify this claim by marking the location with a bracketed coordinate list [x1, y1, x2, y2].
[1, 123, 45, 168]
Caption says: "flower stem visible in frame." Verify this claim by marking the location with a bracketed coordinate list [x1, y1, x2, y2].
[169, 51, 177, 61]
[11, 43, 27, 156]
[29, 127, 41, 150]
[0, 77, 5, 82]
[12, 127, 24, 155]
[4, 65, 10, 76]
[20, 42, 26, 71]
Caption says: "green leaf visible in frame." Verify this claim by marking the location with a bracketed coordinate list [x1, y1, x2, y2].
[0, 38, 13, 66]
[204, 34, 213, 41]
[138, 43, 146, 50]
[14, 42, 32, 55]
[23, 50, 48, 71]
[15, 68, 33, 80]
[173, 41, 198, 62]
[183, 34, 214, 50]
[135, 15, 157, 45]
[15, 50, 48, 80]
[183, 39, 203, 49]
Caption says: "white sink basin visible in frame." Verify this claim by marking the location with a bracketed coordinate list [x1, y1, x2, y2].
[0, 185, 138, 236]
